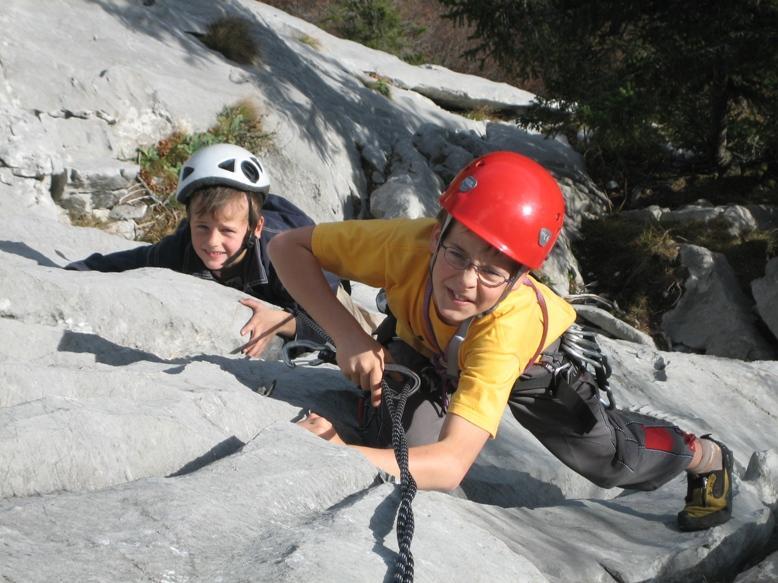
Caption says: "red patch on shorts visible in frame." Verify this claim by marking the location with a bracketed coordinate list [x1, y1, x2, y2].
[643, 426, 677, 452]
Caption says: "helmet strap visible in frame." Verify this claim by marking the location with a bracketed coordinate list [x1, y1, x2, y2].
[431, 213, 528, 318]
[429, 214, 454, 277]
[477, 267, 529, 318]
[244, 195, 258, 250]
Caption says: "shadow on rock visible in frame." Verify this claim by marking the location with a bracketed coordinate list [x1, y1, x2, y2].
[167, 435, 246, 477]
[459, 465, 568, 508]
[369, 487, 405, 580]
[58, 329, 186, 366]
[58, 330, 262, 392]
[0, 240, 60, 267]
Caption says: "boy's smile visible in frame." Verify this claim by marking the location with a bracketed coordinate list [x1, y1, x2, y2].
[189, 196, 262, 276]
[429, 221, 518, 325]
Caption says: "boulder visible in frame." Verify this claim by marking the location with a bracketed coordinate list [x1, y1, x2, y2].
[662, 245, 777, 360]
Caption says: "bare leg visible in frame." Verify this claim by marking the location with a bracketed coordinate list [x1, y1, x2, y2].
[685, 436, 723, 475]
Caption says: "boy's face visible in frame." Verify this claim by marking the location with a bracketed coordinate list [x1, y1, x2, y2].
[189, 195, 263, 273]
[428, 221, 518, 325]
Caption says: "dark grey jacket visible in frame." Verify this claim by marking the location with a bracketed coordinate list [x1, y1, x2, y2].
[71, 194, 340, 344]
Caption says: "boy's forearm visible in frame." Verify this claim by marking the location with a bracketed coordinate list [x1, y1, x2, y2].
[349, 413, 489, 491]
[269, 228, 365, 345]
[349, 441, 468, 491]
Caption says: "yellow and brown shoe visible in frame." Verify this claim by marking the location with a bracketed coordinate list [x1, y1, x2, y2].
[677, 436, 734, 531]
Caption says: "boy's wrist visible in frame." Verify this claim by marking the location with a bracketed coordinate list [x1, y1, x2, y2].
[276, 311, 297, 338]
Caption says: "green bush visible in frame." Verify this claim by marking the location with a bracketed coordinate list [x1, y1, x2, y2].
[325, 0, 424, 62]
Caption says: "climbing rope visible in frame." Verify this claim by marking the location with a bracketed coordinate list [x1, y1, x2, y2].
[281, 327, 421, 583]
[381, 364, 421, 583]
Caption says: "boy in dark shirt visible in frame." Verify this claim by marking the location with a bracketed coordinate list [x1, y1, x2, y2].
[67, 143, 374, 356]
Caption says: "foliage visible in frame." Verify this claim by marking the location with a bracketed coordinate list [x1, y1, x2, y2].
[635, 173, 778, 209]
[264, 0, 524, 85]
[136, 100, 273, 243]
[325, 0, 425, 63]
[201, 16, 259, 65]
[440, 0, 778, 190]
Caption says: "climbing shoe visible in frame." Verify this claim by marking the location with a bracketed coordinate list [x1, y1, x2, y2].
[677, 436, 734, 531]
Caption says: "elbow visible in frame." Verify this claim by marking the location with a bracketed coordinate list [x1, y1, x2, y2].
[438, 476, 464, 493]
[267, 230, 286, 262]
[434, 457, 471, 492]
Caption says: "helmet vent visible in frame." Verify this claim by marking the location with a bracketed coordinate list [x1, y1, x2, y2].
[251, 157, 264, 174]
[218, 159, 236, 172]
[241, 160, 259, 183]
[180, 166, 195, 181]
[459, 176, 477, 192]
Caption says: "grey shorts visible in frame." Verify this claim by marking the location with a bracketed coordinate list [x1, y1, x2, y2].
[361, 329, 693, 492]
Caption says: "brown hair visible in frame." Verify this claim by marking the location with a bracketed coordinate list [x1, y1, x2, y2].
[187, 185, 263, 227]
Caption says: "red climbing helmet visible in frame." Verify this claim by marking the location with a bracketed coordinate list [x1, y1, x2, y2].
[439, 151, 565, 270]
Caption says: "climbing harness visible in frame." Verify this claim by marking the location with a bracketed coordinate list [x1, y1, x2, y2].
[423, 276, 615, 430]
[282, 339, 422, 583]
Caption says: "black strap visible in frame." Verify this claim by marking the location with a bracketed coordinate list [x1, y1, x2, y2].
[553, 369, 599, 435]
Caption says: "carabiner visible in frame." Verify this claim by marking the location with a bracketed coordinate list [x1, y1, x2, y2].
[281, 339, 337, 368]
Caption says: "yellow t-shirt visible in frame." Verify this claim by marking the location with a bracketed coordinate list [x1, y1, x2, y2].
[312, 218, 577, 437]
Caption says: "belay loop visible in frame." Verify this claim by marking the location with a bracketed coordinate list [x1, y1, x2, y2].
[281, 336, 422, 583]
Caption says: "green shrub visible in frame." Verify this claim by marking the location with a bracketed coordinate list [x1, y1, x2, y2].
[201, 16, 259, 65]
[325, 0, 424, 62]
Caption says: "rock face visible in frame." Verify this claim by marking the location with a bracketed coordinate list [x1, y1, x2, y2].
[753, 257, 778, 342]
[1, 1, 777, 582]
[662, 245, 777, 360]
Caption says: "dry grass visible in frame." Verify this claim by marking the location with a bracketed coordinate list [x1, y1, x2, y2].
[70, 213, 109, 229]
[296, 33, 321, 50]
[201, 16, 259, 65]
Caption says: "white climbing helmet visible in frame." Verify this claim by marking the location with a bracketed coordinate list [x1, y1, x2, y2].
[175, 143, 270, 205]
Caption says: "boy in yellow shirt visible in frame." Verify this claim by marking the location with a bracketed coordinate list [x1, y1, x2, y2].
[269, 151, 732, 531]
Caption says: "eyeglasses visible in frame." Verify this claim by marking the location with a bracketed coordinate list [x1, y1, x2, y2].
[439, 244, 514, 287]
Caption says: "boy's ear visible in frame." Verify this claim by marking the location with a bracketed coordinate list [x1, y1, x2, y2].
[252, 215, 265, 238]
[429, 222, 442, 254]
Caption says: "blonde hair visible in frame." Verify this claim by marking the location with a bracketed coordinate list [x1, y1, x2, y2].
[187, 185, 263, 227]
